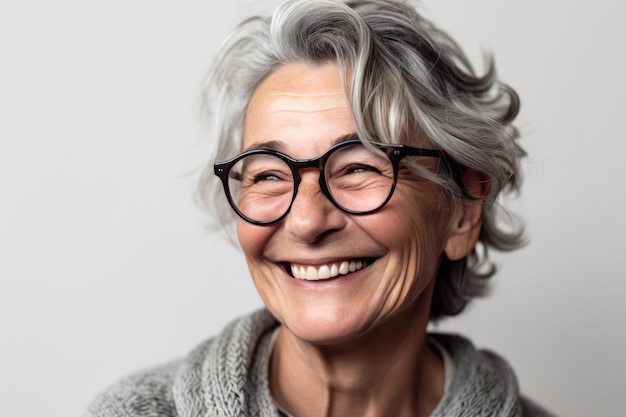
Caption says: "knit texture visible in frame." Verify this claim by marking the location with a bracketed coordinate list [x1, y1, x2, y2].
[85, 309, 554, 417]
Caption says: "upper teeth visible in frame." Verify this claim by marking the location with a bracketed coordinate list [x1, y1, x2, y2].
[290, 259, 366, 280]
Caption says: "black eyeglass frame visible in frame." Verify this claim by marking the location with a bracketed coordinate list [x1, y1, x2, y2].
[213, 138, 445, 225]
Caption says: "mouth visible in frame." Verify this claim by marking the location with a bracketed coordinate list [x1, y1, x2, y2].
[283, 258, 376, 281]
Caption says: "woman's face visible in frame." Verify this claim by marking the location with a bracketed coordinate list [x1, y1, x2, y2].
[238, 62, 454, 344]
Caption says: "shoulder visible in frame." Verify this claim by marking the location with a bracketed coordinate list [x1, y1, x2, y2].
[83, 360, 182, 417]
[83, 309, 278, 417]
[428, 333, 557, 417]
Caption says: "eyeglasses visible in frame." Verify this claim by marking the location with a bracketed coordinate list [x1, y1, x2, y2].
[213, 139, 443, 225]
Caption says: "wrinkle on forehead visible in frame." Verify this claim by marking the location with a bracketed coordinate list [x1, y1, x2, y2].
[243, 62, 355, 152]
[261, 92, 348, 114]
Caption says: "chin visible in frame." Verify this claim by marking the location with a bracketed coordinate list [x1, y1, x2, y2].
[276, 303, 375, 345]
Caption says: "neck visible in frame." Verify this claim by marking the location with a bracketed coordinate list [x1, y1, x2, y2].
[270, 294, 443, 417]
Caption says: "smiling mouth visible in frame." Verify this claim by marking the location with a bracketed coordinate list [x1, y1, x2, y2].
[285, 258, 376, 281]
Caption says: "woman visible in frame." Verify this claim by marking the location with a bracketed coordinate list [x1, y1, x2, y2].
[86, 0, 553, 416]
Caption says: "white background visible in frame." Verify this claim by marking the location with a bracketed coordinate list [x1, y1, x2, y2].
[1, 1, 624, 416]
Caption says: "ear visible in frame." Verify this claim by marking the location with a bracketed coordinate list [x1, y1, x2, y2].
[444, 169, 491, 261]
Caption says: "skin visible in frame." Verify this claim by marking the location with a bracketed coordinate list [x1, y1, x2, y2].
[238, 61, 485, 417]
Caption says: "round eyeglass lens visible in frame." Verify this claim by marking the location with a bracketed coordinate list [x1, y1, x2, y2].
[227, 152, 295, 223]
[324, 143, 395, 213]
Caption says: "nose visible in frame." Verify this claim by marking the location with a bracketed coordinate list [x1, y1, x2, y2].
[283, 169, 347, 243]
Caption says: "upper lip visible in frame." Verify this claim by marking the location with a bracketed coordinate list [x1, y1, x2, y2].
[279, 256, 376, 266]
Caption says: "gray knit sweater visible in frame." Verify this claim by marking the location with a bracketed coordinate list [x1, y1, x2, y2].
[85, 309, 554, 417]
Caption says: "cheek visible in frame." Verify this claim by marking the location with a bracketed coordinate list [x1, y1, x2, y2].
[382, 187, 453, 272]
[389, 186, 450, 236]
[236, 220, 271, 261]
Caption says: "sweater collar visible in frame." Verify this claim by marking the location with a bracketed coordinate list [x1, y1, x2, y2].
[174, 310, 523, 417]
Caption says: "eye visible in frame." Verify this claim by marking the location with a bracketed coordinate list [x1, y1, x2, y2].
[253, 171, 283, 182]
[341, 164, 382, 175]
[237, 154, 292, 186]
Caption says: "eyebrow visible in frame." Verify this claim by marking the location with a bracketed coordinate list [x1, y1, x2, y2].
[243, 140, 285, 152]
[242, 133, 360, 153]
[331, 133, 359, 145]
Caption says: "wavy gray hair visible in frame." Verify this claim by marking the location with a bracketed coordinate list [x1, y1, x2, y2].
[197, 0, 525, 320]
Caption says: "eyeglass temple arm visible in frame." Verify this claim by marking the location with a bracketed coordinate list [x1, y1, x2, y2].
[401, 146, 472, 199]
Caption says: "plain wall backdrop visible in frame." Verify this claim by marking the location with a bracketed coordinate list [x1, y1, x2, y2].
[1, 1, 624, 416]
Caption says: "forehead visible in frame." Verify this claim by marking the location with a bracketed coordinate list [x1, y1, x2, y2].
[242, 62, 356, 155]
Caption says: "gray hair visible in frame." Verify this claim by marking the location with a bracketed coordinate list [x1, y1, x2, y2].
[197, 0, 525, 320]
